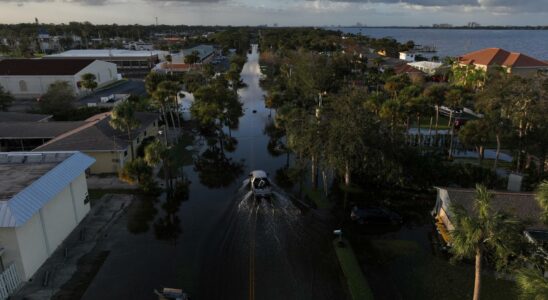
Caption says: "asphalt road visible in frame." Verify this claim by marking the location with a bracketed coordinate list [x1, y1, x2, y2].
[199, 190, 345, 300]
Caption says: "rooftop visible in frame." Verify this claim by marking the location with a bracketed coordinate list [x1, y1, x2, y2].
[182, 45, 215, 61]
[47, 49, 165, 58]
[0, 121, 86, 139]
[0, 152, 95, 227]
[0, 59, 96, 76]
[436, 187, 546, 230]
[0, 112, 52, 123]
[458, 48, 548, 68]
[36, 112, 159, 152]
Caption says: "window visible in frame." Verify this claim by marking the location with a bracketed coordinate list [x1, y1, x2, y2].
[124, 150, 128, 157]
[19, 80, 28, 92]
[84, 194, 90, 205]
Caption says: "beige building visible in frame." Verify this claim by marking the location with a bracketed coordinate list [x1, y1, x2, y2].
[0, 152, 94, 292]
[458, 48, 548, 77]
[35, 112, 160, 174]
[0, 59, 118, 99]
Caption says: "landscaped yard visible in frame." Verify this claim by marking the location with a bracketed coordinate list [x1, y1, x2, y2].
[352, 237, 518, 300]
[333, 240, 374, 300]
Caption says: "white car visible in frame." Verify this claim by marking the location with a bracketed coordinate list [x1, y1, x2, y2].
[249, 170, 272, 199]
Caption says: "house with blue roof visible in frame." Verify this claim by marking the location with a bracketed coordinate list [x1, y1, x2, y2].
[0, 151, 95, 293]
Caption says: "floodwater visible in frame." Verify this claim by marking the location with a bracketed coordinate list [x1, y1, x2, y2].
[82, 45, 345, 300]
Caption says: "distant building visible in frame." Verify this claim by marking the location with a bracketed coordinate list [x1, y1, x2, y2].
[181, 45, 216, 64]
[35, 112, 160, 174]
[124, 41, 154, 51]
[457, 48, 548, 76]
[46, 49, 165, 77]
[408, 61, 444, 75]
[399, 51, 417, 62]
[0, 151, 95, 286]
[393, 63, 424, 81]
[0, 59, 118, 99]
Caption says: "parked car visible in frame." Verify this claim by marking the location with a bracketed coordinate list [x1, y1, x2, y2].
[249, 170, 272, 199]
[350, 206, 403, 225]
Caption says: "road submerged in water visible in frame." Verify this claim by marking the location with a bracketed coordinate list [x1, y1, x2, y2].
[82, 44, 346, 300]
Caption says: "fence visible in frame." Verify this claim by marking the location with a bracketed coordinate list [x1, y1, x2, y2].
[0, 263, 22, 300]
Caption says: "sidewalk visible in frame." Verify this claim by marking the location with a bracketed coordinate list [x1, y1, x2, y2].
[87, 175, 138, 190]
[12, 194, 133, 300]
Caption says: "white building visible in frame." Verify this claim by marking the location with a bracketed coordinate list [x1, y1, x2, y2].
[399, 51, 417, 62]
[0, 152, 94, 297]
[408, 61, 444, 75]
[0, 59, 118, 99]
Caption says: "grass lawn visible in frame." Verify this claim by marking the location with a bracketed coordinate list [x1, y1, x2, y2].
[305, 188, 330, 209]
[333, 239, 375, 300]
[355, 238, 518, 300]
[415, 115, 451, 130]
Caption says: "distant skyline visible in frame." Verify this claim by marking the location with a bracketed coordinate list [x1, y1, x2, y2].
[0, 0, 547, 26]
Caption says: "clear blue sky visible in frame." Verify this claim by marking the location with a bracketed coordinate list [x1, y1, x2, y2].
[0, 0, 547, 26]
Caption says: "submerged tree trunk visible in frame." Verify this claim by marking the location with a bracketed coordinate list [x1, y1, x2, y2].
[311, 155, 318, 189]
[435, 105, 440, 145]
[494, 134, 501, 170]
[322, 169, 328, 197]
[344, 162, 351, 187]
[473, 248, 482, 300]
[127, 129, 134, 160]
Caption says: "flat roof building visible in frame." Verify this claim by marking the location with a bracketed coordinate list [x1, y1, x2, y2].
[0, 152, 95, 292]
[46, 49, 166, 77]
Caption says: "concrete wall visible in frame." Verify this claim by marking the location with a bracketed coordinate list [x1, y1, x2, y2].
[0, 75, 77, 99]
[0, 173, 90, 281]
[76, 60, 118, 87]
[0, 60, 118, 99]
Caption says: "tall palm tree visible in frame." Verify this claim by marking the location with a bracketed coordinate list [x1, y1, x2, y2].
[110, 101, 140, 160]
[450, 184, 522, 300]
[535, 181, 548, 224]
[144, 139, 171, 190]
[515, 268, 548, 300]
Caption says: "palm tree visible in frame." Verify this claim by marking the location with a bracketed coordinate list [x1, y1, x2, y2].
[423, 84, 447, 143]
[515, 268, 548, 300]
[110, 101, 140, 160]
[144, 139, 171, 190]
[450, 184, 522, 300]
[156, 81, 182, 129]
[535, 181, 548, 224]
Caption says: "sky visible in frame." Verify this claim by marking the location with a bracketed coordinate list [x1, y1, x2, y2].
[0, 0, 547, 26]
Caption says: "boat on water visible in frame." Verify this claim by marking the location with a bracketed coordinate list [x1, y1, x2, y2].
[413, 44, 437, 53]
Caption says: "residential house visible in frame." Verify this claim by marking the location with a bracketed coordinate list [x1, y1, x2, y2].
[0, 151, 95, 291]
[0, 59, 118, 99]
[0, 121, 86, 151]
[408, 61, 444, 76]
[399, 51, 417, 62]
[0, 112, 52, 123]
[35, 112, 160, 174]
[181, 45, 216, 64]
[457, 48, 548, 77]
[432, 187, 547, 248]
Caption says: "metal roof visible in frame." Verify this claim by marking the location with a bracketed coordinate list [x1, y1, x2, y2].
[0, 152, 95, 227]
[47, 49, 165, 58]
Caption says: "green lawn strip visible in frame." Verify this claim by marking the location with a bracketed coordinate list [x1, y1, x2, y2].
[452, 158, 513, 169]
[305, 188, 330, 209]
[367, 239, 517, 300]
[333, 239, 374, 300]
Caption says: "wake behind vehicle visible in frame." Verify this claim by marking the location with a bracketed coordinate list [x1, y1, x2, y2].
[249, 170, 272, 199]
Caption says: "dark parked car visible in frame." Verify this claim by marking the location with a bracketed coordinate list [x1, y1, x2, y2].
[350, 206, 403, 225]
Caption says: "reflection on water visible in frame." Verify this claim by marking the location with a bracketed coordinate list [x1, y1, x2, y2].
[193, 144, 245, 188]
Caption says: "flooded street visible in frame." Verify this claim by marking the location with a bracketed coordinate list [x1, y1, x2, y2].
[82, 45, 345, 300]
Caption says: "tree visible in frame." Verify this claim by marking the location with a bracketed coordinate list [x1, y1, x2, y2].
[450, 184, 522, 300]
[459, 119, 491, 164]
[154, 81, 182, 129]
[80, 73, 98, 92]
[144, 139, 171, 191]
[184, 50, 200, 65]
[423, 84, 448, 140]
[515, 268, 548, 300]
[535, 181, 548, 224]
[110, 101, 140, 160]
[0, 85, 14, 111]
[119, 157, 156, 193]
[38, 81, 75, 117]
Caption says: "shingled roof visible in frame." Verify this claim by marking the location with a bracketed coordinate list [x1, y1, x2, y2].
[0, 59, 96, 76]
[35, 112, 159, 152]
[0, 122, 86, 139]
[458, 48, 548, 68]
[0, 112, 52, 123]
[437, 187, 546, 231]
